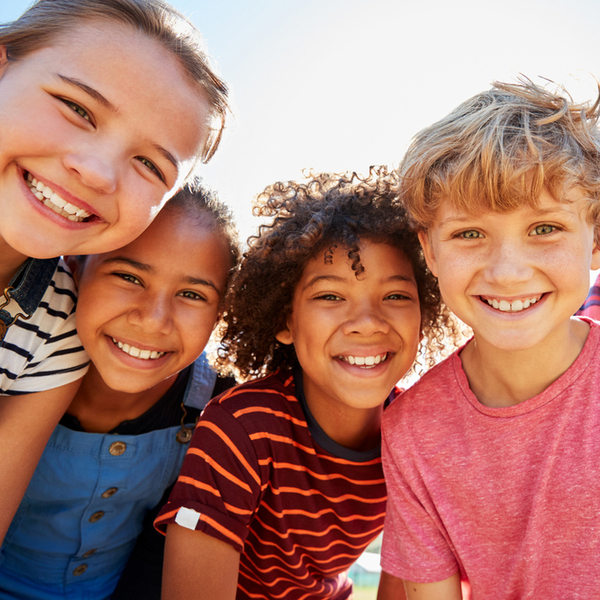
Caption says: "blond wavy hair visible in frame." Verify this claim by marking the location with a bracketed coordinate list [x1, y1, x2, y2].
[399, 77, 600, 237]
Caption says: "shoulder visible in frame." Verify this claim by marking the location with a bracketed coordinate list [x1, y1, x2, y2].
[42, 257, 78, 309]
[210, 370, 298, 414]
[198, 370, 304, 441]
[387, 351, 461, 414]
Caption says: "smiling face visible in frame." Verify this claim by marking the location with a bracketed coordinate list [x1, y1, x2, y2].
[73, 206, 232, 394]
[419, 187, 600, 354]
[276, 240, 422, 441]
[0, 20, 210, 262]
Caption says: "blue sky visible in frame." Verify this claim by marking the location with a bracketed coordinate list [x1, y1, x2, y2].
[2, 0, 600, 248]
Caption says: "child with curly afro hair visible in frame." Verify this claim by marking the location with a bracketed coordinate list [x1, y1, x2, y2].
[156, 167, 460, 600]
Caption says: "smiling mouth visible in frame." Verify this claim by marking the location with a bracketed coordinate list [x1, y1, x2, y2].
[25, 172, 93, 222]
[338, 353, 389, 368]
[482, 295, 543, 313]
[111, 337, 166, 360]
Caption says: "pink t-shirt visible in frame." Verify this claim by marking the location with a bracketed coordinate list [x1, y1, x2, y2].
[381, 318, 600, 600]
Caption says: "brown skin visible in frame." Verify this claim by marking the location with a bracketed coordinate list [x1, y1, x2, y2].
[162, 524, 240, 600]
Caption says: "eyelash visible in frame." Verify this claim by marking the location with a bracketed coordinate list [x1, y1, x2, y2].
[114, 272, 142, 285]
[136, 156, 165, 183]
[530, 224, 557, 236]
[315, 293, 341, 301]
[60, 98, 92, 124]
[457, 230, 483, 239]
[178, 291, 207, 302]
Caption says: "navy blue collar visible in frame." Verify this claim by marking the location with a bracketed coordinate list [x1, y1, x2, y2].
[293, 367, 382, 462]
[0, 257, 59, 341]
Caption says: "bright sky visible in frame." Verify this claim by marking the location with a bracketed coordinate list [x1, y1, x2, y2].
[2, 0, 600, 256]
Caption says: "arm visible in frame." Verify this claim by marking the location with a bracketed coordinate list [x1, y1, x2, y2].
[0, 379, 81, 544]
[162, 523, 240, 600]
[377, 570, 461, 600]
[377, 570, 408, 600]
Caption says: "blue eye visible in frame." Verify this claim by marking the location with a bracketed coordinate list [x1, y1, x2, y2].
[531, 224, 556, 236]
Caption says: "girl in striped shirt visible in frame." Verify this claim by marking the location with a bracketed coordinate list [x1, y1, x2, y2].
[157, 168, 461, 600]
[0, 0, 228, 548]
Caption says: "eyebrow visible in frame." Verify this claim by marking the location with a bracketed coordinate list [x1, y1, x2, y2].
[57, 74, 179, 171]
[152, 143, 179, 171]
[102, 257, 221, 293]
[56, 74, 116, 111]
[439, 206, 576, 228]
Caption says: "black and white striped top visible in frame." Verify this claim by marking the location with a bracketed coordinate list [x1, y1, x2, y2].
[0, 258, 89, 396]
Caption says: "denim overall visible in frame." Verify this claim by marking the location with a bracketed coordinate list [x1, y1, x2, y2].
[0, 354, 216, 599]
[0, 257, 58, 342]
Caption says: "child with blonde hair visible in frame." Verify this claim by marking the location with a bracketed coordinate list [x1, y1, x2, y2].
[379, 78, 600, 599]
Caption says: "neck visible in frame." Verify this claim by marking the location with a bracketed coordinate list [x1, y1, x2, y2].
[461, 318, 589, 407]
[67, 364, 177, 433]
[0, 237, 28, 291]
[304, 392, 383, 452]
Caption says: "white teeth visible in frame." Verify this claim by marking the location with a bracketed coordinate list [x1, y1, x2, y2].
[485, 296, 540, 313]
[341, 353, 388, 368]
[111, 337, 166, 360]
[25, 174, 91, 221]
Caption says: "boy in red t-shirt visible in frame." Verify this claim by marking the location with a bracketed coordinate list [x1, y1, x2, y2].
[379, 78, 600, 600]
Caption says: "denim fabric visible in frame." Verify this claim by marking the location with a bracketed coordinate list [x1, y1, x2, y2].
[0, 257, 59, 339]
[0, 354, 217, 599]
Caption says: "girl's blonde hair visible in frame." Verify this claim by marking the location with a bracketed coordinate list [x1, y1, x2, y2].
[0, 0, 229, 163]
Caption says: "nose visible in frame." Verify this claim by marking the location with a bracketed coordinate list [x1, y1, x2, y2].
[127, 292, 173, 335]
[341, 300, 390, 337]
[63, 145, 118, 194]
[484, 240, 534, 286]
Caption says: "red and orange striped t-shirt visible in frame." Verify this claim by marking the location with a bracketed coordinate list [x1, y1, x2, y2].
[155, 369, 388, 600]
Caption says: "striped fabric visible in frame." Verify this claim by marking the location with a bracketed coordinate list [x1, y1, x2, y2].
[156, 370, 387, 600]
[578, 273, 600, 321]
[0, 259, 89, 395]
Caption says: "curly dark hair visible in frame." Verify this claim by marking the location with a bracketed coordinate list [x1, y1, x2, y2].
[215, 167, 461, 381]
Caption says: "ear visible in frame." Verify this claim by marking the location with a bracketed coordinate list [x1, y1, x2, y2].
[0, 46, 9, 76]
[418, 230, 438, 278]
[275, 326, 294, 346]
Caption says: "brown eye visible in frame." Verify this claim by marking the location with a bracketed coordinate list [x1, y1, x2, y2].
[61, 98, 92, 122]
[136, 157, 165, 182]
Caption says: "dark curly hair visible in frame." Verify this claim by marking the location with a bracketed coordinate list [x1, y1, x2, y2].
[215, 167, 461, 381]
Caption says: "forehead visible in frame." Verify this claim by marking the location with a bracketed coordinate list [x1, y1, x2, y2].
[431, 186, 590, 227]
[300, 240, 415, 280]
[45, 21, 209, 161]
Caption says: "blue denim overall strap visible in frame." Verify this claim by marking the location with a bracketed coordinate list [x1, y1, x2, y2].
[0, 257, 60, 341]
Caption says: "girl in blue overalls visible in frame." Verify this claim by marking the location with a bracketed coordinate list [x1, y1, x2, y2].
[0, 181, 239, 600]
